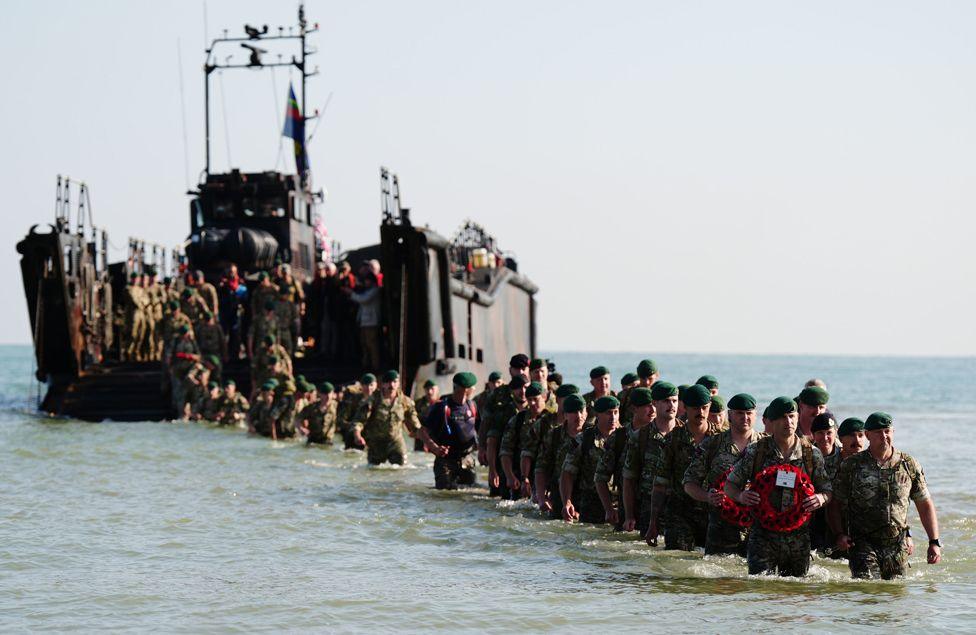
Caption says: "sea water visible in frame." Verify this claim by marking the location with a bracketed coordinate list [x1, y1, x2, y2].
[1, 346, 973, 632]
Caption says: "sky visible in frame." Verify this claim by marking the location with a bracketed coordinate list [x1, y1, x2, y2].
[2, 0, 975, 356]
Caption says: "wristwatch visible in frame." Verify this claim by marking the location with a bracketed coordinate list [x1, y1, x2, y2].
[929, 538, 942, 548]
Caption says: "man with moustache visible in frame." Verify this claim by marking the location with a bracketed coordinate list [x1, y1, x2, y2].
[595, 387, 654, 529]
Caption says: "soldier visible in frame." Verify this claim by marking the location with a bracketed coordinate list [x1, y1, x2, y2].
[696, 375, 720, 396]
[251, 334, 292, 395]
[535, 393, 587, 519]
[498, 380, 548, 499]
[522, 382, 576, 496]
[683, 393, 764, 556]
[268, 357, 298, 439]
[194, 269, 219, 316]
[413, 379, 440, 451]
[143, 272, 164, 360]
[123, 272, 147, 361]
[476, 371, 505, 465]
[299, 382, 339, 445]
[183, 355, 219, 420]
[810, 411, 842, 553]
[274, 288, 299, 356]
[216, 379, 249, 427]
[337, 373, 377, 449]
[836, 417, 868, 462]
[797, 386, 830, 439]
[180, 287, 208, 327]
[418, 372, 480, 490]
[194, 380, 223, 421]
[620, 372, 638, 391]
[349, 370, 422, 466]
[617, 358, 658, 424]
[595, 387, 654, 528]
[676, 385, 690, 422]
[582, 366, 614, 426]
[196, 310, 226, 361]
[648, 384, 718, 550]
[561, 395, 621, 524]
[482, 354, 531, 438]
[724, 396, 831, 577]
[248, 380, 277, 437]
[708, 394, 727, 431]
[829, 412, 941, 579]
[248, 301, 279, 359]
[622, 381, 679, 541]
[486, 376, 528, 497]
[274, 263, 305, 306]
[168, 325, 200, 417]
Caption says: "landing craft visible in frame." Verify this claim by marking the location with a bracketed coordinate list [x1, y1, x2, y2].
[17, 5, 538, 421]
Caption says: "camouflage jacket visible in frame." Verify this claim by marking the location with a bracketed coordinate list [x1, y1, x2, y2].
[536, 425, 579, 481]
[196, 322, 224, 358]
[519, 409, 559, 462]
[622, 421, 675, 494]
[654, 423, 720, 516]
[582, 389, 616, 426]
[594, 421, 642, 486]
[300, 400, 339, 444]
[683, 428, 765, 490]
[822, 445, 844, 482]
[352, 391, 421, 444]
[250, 282, 281, 316]
[563, 425, 614, 499]
[216, 393, 249, 426]
[833, 449, 928, 537]
[248, 394, 274, 435]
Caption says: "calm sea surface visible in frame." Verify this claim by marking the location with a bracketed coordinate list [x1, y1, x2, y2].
[1, 345, 974, 632]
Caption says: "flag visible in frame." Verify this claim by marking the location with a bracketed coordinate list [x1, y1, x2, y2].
[282, 83, 308, 177]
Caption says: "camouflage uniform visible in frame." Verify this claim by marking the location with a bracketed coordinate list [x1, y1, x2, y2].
[196, 389, 223, 421]
[273, 297, 299, 356]
[486, 394, 524, 497]
[616, 384, 652, 428]
[252, 344, 292, 388]
[497, 409, 540, 500]
[562, 425, 613, 523]
[196, 320, 225, 361]
[300, 400, 339, 445]
[413, 394, 437, 452]
[683, 428, 764, 555]
[594, 421, 641, 530]
[180, 288, 208, 326]
[169, 335, 199, 415]
[654, 424, 720, 550]
[145, 282, 165, 360]
[337, 385, 367, 448]
[270, 371, 298, 438]
[248, 392, 275, 437]
[198, 281, 219, 316]
[249, 281, 281, 320]
[811, 444, 844, 554]
[833, 449, 929, 579]
[183, 363, 211, 417]
[216, 392, 250, 427]
[123, 283, 147, 361]
[352, 391, 422, 465]
[726, 436, 831, 576]
[536, 426, 579, 519]
[581, 390, 616, 427]
[622, 423, 672, 536]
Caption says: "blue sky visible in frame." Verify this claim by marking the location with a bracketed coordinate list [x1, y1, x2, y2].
[3, 1, 974, 355]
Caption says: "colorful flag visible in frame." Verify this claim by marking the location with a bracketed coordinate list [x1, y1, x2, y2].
[282, 83, 308, 176]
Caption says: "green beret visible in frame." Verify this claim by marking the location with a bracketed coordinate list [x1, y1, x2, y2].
[263, 301, 275, 311]
[525, 381, 544, 398]
[453, 372, 477, 388]
[258, 271, 269, 280]
[381, 370, 399, 382]
[682, 384, 712, 407]
[267, 378, 279, 387]
[710, 395, 726, 413]
[129, 272, 139, 280]
[728, 393, 757, 410]
[594, 395, 620, 413]
[262, 334, 276, 345]
[677, 384, 690, 401]
[181, 289, 193, 299]
[838, 417, 865, 436]
[296, 374, 306, 383]
[637, 359, 658, 379]
[202, 310, 213, 320]
[176, 324, 189, 334]
[766, 396, 797, 420]
[319, 381, 335, 394]
[299, 381, 315, 393]
[204, 354, 220, 366]
[423, 379, 437, 389]
[260, 380, 276, 391]
[488, 371, 502, 382]
[865, 412, 893, 431]
[529, 358, 546, 370]
[223, 379, 236, 387]
[509, 376, 528, 389]
[811, 412, 837, 433]
[166, 300, 178, 310]
[589, 365, 610, 379]
[630, 387, 654, 407]
[563, 394, 586, 413]
[799, 386, 830, 406]
[163, 276, 172, 284]
[696, 375, 719, 391]
[651, 381, 678, 401]
[267, 355, 279, 364]
[621, 372, 638, 386]
[555, 384, 580, 399]
[207, 380, 219, 389]
[361, 373, 377, 384]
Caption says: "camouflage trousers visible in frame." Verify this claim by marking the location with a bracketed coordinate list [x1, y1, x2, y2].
[704, 509, 749, 557]
[747, 525, 812, 577]
[849, 529, 909, 580]
[577, 490, 606, 525]
[637, 492, 653, 537]
[366, 436, 407, 466]
[663, 503, 708, 551]
[433, 443, 478, 490]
